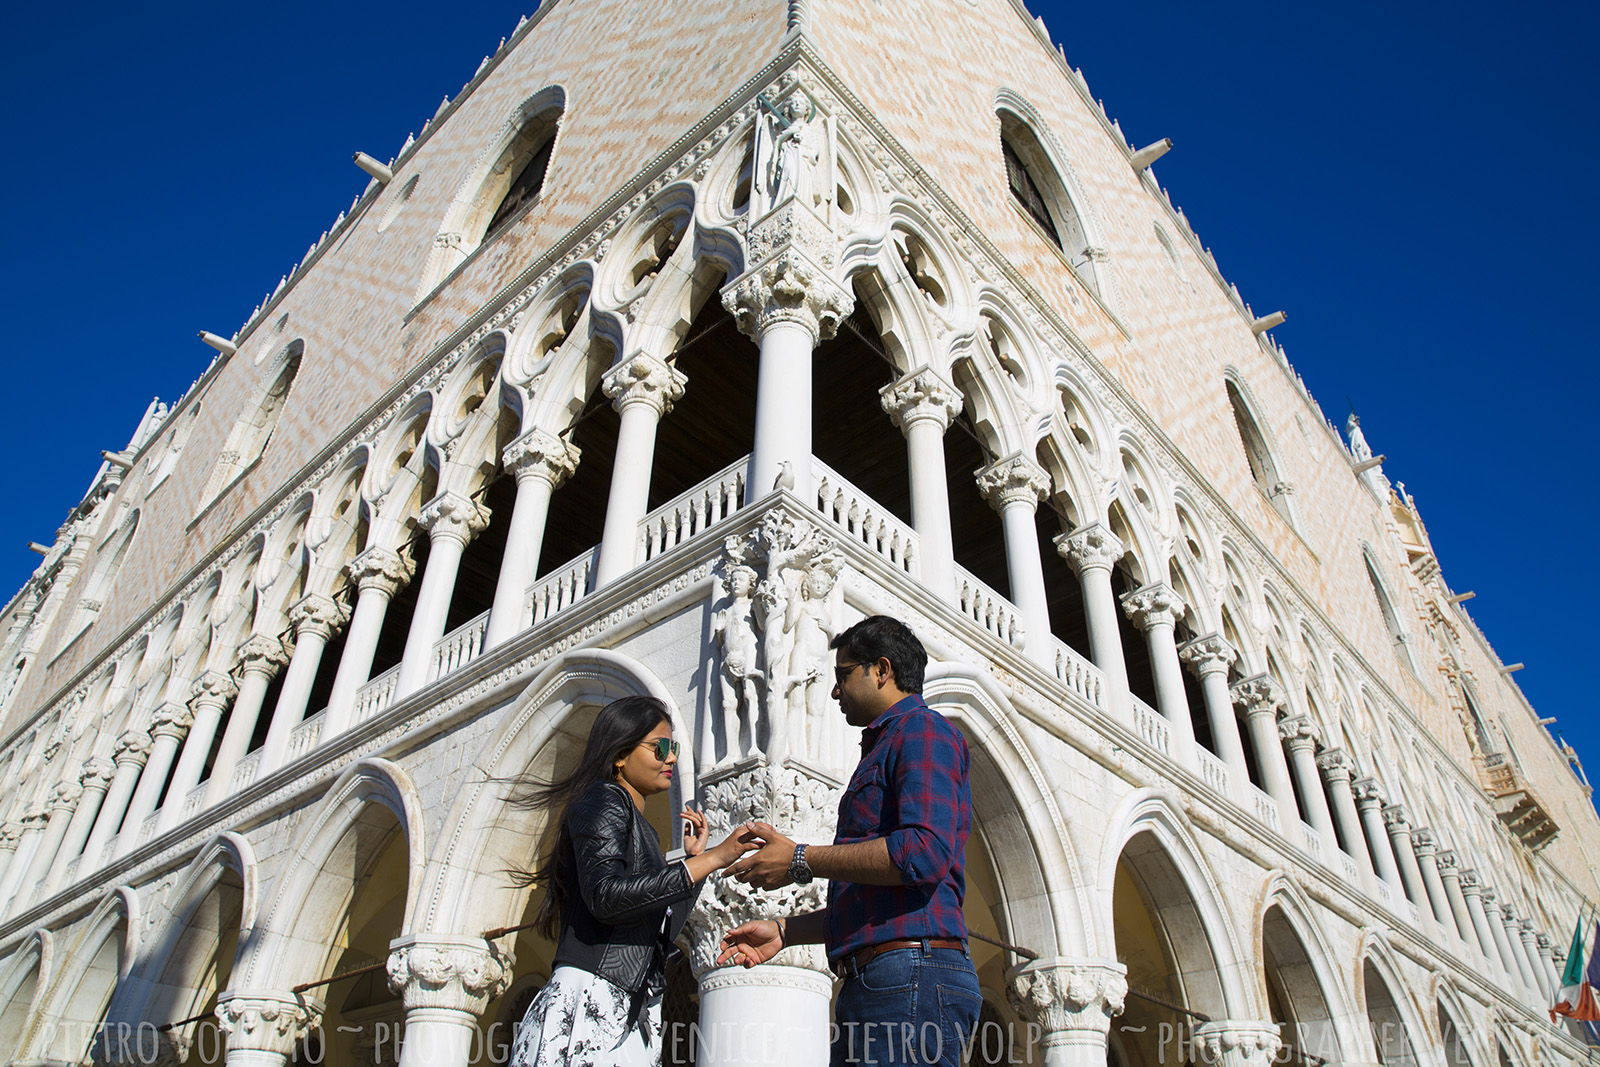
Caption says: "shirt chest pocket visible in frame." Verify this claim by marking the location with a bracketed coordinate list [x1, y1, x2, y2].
[838, 762, 887, 837]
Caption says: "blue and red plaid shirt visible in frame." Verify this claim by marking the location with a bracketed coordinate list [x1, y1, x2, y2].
[826, 693, 970, 959]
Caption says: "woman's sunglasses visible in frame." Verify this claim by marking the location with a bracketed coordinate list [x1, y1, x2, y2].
[637, 738, 681, 762]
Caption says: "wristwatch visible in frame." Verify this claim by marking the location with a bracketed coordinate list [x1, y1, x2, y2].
[788, 843, 814, 885]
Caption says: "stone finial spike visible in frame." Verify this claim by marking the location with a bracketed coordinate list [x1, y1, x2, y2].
[434, 96, 450, 119]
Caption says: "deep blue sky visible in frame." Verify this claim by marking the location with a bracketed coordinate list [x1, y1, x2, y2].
[1, 2, 1594, 790]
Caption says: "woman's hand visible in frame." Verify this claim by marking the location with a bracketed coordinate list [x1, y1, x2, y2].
[681, 805, 711, 857]
[717, 919, 784, 968]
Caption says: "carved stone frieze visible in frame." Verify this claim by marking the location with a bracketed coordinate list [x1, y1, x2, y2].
[387, 934, 512, 1013]
[1006, 957, 1127, 1036]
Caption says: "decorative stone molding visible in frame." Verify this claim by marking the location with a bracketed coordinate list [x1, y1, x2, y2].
[347, 546, 415, 598]
[80, 757, 116, 791]
[20, 805, 48, 832]
[236, 633, 290, 678]
[1193, 1020, 1283, 1067]
[502, 428, 581, 489]
[419, 491, 491, 546]
[1121, 583, 1185, 630]
[1351, 777, 1387, 811]
[1458, 868, 1481, 892]
[288, 594, 349, 642]
[386, 934, 512, 1014]
[1178, 633, 1237, 678]
[1479, 885, 1498, 908]
[1006, 957, 1128, 1036]
[1056, 523, 1124, 575]
[48, 778, 84, 811]
[1412, 827, 1437, 856]
[723, 200, 853, 341]
[0, 823, 19, 850]
[1230, 674, 1285, 719]
[1537, 933, 1553, 953]
[1315, 747, 1353, 783]
[215, 991, 323, 1057]
[1436, 849, 1460, 872]
[188, 670, 238, 711]
[149, 703, 194, 741]
[601, 352, 688, 417]
[1277, 715, 1320, 751]
[112, 730, 153, 766]
[879, 366, 963, 433]
[1381, 803, 1412, 832]
[976, 453, 1050, 511]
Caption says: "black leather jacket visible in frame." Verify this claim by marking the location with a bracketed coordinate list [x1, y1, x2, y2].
[552, 781, 702, 994]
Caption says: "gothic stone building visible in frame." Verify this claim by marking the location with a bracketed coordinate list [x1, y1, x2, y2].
[0, 2, 1593, 1066]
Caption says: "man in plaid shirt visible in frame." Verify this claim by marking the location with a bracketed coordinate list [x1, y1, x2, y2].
[718, 615, 980, 1066]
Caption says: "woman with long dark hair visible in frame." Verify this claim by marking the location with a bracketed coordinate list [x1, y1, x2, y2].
[508, 695, 751, 1067]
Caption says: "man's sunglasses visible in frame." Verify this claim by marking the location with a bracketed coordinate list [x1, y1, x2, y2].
[637, 738, 681, 762]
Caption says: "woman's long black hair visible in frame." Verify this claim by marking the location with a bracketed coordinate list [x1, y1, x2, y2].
[506, 694, 672, 939]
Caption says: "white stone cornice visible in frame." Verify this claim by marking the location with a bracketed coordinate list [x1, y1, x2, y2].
[1056, 523, 1123, 575]
[601, 352, 688, 417]
[502, 427, 581, 488]
[879, 366, 963, 432]
[976, 453, 1050, 511]
[346, 546, 415, 597]
[419, 491, 492, 546]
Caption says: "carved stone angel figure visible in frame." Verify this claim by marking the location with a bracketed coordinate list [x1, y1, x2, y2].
[768, 92, 826, 210]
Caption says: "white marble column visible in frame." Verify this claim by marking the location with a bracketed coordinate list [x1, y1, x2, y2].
[1056, 524, 1130, 714]
[322, 547, 415, 735]
[0, 807, 46, 913]
[1122, 583, 1198, 770]
[157, 672, 238, 834]
[80, 731, 151, 872]
[1380, 804, 1429, 910]
[593, 354, 687, 587]
[1459, 871, 1510, 973]
[1352, 779, 1402, 892]
[1278, 717, 1336, 845]
[1230, 675, 1297, 820]
[216, 991, 322, 1067]
[43, 758, 115, 893]
[1007, 957, 1128, 1067]
[1410, 828, 1457, 933]
[1537, 934, 1562, 996]
[723, 199, 854, 508]
[485, 429, 581, 648]
[204, 635, 289, 807]
[1499, 902, 1543, 1001]
[1315, 749, 1375, 879]
[387, 934, 511, 1067]
[1194, 1021, 1283, 1067]
[879, 367, 962, 601]
[256, 594, 349, 779]
[0, 824, 18, 896]
[977, 454, 1054, 668]
[1435, 851, 1482, 957]
[1480, 887, 1527, 982]
[13, 780, 81, 910]
[1519, 923, 1551, 1000]
[1178, 633, 1248, 787]
[395, 492, 492, 698]
[116, 705, 191, 858]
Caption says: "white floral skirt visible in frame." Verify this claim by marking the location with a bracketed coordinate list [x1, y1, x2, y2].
[510, 965, 664, 1067]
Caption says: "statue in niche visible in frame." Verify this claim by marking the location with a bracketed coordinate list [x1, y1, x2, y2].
[784, 560, 842, 768]
[709, 563, 762, 764]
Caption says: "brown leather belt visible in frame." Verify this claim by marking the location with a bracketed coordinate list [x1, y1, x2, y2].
[832, 938, 967, 977]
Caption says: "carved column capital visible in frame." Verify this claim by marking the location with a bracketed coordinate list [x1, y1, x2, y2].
[1499, 902, 1518, 923]
[976, 453, 1050, 512]
[0, 823, 19, 849]
[502, 428, 581, 489]
[602, 352, 688, 418]
[288, 594, 349, 642]
[215, 991, 323, 1057]
[1179, 633, 1237, 678]
[1479, 886, 1500, 909]
[1121, 582, 1185, 631]
[1351, 777, 1387, 811]
[1193, 1021, 1283, 1067]
[1412, 827, 1438, 856]
[1230, 674, 1285, 720]
[149, 702, 194, 741]
[386, 934, 513, 1014]
[1381, 803, 1412, 833]
[1277, 715, 1321, 751]
[419, 491, 491, 547]
[1315, 746, 1352, 783]
[1056, 523, 1125, 576]
[80, 757, 116, 791]
[1537, 933, 1554, 953]
[1006, 957, 1127, 1038]
[1458, 868, 1481, 892]
[48, 778, 83, 811]
[188, 670, 238, 711]
[236, 633, 289, 678]
[19, 805, 48, 832]
[346, 546, 415, 598]
[879, 366, 963, 433]
[723, 201, 853, 341]
[1435, 849, 1460, 873]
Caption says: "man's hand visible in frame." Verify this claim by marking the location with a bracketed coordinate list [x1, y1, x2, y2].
[725, 821, 797, 889]
[717, 920, 785, 968]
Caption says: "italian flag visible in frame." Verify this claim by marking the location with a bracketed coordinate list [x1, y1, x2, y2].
[1550, 918, 1600, 1023]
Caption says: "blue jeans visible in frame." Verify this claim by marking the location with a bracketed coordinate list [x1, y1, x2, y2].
[831, 944, 982, 1067]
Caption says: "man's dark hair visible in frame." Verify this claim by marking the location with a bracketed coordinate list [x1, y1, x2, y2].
[831, 615, 927, 694]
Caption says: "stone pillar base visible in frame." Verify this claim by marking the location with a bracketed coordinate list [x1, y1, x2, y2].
[697, 964, 833, 1067]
